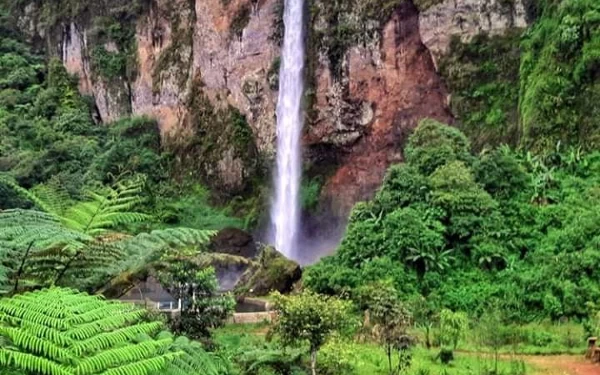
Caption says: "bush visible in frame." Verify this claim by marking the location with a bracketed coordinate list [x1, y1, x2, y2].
[438, 348, 454, 365]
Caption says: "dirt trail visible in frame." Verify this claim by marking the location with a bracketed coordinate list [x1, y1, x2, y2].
[522, 355, 599, 375]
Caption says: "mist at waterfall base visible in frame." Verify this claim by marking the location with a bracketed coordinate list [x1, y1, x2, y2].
[269, 0, 305, 262]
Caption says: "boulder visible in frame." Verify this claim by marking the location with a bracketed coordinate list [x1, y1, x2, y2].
[235, 246, 302, 296]
[209, 227, 258, 258]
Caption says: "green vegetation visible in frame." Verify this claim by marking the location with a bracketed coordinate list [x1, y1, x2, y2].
[440, 0, 600, 153]
[151, 0, 195, 96]
[0, 288, 229, 375]
[440, 31, 523, 150]
[358, 282, 413, 375]
[0, 176, 215, 294]
[0, 6, 252, 228]
[519, 0, 600, 152]
[214, 323, 537, 375]
[166, 78, 260, 198]
[271, 291, 354, 375]
[308, 0, 404, 77]
[38, 0, 147, 82]
[300, 177, 322, 211]
[2, 0, 600, 374]
[306, 119, 600, 322]
[157, 263, 235, 339]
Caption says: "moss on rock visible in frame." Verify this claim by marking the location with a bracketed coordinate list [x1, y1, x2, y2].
[411, 0, 445, 12]
[439, 30, 523, 150]
[165, 77, 259, 197]
[230, 3, 251, 40]
[151, 1, 195, 95]
[235, 246, 302, 297]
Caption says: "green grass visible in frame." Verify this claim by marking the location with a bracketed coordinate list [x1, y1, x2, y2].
[214, 323, 563, 375]
[459, 322, 587, 356]
[346, 344, 531, 375]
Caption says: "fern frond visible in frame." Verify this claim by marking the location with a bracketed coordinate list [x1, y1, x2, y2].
[74, 339, 172, 374]
[99, 352, 181, 375]
[98, 228, 216, 290]
[0, 350, 72, 375]
[0, 209, 91, 250]
[122, 228, 216, 254]
[0, 288, 221, 375]
[0, 175, 58, 215]
[151, 335, 224, 375]
[70, 322, 164, 356]
[30, 179, 74, 217]
[62, 183, 151, 236]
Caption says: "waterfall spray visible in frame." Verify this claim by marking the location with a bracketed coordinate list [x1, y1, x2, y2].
[270, 0, 305, 260]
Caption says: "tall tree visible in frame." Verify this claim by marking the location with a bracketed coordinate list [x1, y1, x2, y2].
[270, 290, 353, 375]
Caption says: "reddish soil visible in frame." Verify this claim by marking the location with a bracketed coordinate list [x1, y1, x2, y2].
[521, 355, 599, 375]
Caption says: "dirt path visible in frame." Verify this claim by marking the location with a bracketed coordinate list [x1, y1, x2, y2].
[522, 355, 599, 375]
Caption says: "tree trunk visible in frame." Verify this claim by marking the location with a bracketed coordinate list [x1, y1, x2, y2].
[387, 345, 393, 375]
[311, 349, 317, 375]
[494, 350, 499, 375]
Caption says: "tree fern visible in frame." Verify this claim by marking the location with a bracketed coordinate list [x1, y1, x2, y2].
[61, 178, 150, 236]
[0, 288, 226, 375]
[0, 177, 216, 293]
[0, 175, 56, 215]
[94, 228, 217, 295]
[150, 334, 230, 375]
[2, 174, 150, 235]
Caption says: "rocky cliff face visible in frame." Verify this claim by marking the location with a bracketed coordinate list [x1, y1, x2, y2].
[418, 0, 528, 67]
[14, 0, 527, 215]
[307, 1, 452, 217]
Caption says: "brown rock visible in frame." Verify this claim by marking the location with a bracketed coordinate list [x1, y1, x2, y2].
[209, 227, 258, 259]
[235, 247, 302, 296]
[309, 1, 453, 217]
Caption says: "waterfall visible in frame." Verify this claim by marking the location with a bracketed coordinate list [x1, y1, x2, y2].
[270, 0, 305, 260]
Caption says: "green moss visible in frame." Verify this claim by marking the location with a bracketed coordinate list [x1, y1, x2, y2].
[308, 0, 404, 79]
[165, 77, 259, 196]
[300, 176, 323, 211]
[270, 0, 284, 46]
[519, 0, 600, 152]
[151, 1, 195, 95]
[90, 45, 127, 79]
[439, 31, 523, 150]
[267, 57, 281, 90]
[235, 246, 301, 296]
[411, 0, 445, 12]
[38, 1, 146, 82]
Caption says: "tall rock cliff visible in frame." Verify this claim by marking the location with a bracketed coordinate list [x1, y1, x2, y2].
[11, 0, 528, 216]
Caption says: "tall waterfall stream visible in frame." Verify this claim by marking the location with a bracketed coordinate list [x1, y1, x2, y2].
[270, 0, 306, 260]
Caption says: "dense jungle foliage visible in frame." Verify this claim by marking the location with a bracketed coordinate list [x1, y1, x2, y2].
[0, 6, 247, 230]
[1, 0, 600, 374]
[306, 118, 600, 321]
